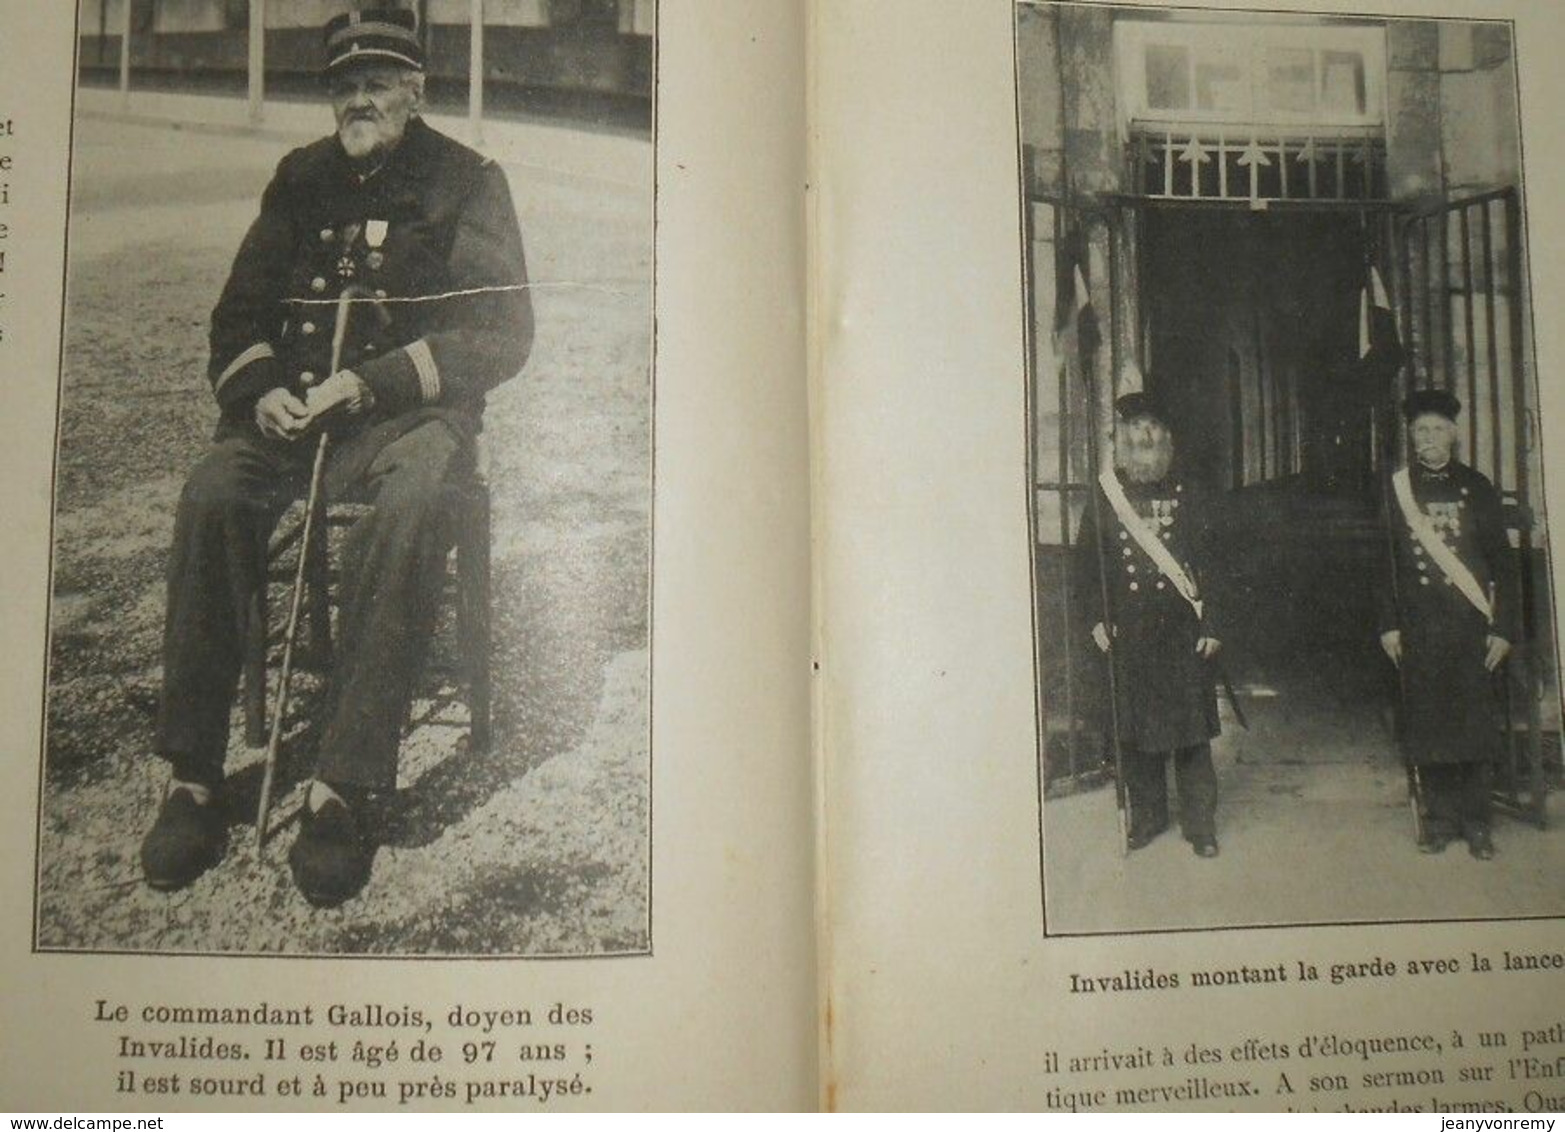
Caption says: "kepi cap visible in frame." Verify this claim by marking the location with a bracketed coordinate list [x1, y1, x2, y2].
[324, 8, 423, 75]
[1115, 391, 1172, 430]
[1403, 388, 1461, 423]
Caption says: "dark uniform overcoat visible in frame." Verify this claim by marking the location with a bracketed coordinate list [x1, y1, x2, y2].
[208, 115, 532, 426]
[1072, 472, 1221, 753]
[1376, 460, 1519, 767]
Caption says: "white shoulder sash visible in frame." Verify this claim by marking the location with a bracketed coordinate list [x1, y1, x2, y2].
[1390, 467, 1492, 622]
[1098, 469, 1203, 619]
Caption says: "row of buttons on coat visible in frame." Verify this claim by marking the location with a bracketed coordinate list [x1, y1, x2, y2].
[1409, 537, 1460, 587]
[1117, 484, 1185, 594]
[1116, 531, 1175, 593]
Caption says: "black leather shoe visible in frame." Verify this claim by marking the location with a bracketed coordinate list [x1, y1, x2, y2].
[289, 795, 373, 907]
[141, 786, 227, 891]
[1126, 825, 1166, 851]
[1190, 836, 1220, 858]
[1466, 827, 1496, 860]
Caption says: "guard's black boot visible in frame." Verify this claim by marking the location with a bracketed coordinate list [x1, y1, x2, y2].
[1419, 818, 1454, 854]
[141, 785, 227, 891]
[1126, 820, 1168, 851]
[289, 789, 374, 907]
[1465, 826, 1496, 861]
[1190, 835, 1219, 859]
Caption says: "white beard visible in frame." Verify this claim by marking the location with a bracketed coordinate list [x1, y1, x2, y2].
[1118, 438, 1173, 484]
[338, 117, 402, 161]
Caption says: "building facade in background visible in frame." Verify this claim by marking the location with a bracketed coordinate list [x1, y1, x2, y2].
[79, 0, 655, 106]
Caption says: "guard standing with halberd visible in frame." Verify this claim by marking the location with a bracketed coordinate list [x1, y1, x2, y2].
[140, 6, 534, 905]
[1378, 389, 1517, 860]
[1072, 392, 1224, 857]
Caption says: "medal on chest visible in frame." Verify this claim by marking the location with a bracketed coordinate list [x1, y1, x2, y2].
[364, 219, 388, 271]
[333, 221, 362, 280]
[1140, 496, 1179, 541]
[1423, 499, 1464, 539]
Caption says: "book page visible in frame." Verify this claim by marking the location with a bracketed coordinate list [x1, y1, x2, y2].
[816, 0, 1564, 1112]
[0, 0, 814, 1111]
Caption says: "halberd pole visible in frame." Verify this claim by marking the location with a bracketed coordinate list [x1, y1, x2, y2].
[1380, 462, 1423, 844]
[1075, 264, 1131, 856]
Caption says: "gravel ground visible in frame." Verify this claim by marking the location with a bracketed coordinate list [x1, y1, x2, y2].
[35, 113, 652, 956]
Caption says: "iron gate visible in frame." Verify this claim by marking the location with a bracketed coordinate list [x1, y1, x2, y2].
[1395, 189, 1551, 827]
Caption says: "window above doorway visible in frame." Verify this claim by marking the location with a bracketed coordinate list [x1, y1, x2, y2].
[1115, 21, 1387, 133]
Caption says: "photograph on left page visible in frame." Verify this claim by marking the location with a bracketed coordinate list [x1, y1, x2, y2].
[35, 0, 655, 957]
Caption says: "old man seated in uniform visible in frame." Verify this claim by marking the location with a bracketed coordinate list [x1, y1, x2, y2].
[141, 7, 533, 905]
[1378, 389, 1516, 860]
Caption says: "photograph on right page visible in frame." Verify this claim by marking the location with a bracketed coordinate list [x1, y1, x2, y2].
[1019, 1, 1564, 935]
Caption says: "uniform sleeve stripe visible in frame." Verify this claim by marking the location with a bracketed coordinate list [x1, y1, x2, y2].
[214, 343, 274, 392]
[407, 339, 440, 403]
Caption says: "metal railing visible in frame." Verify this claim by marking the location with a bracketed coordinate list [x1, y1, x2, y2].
[1130, 126, 1388, 206]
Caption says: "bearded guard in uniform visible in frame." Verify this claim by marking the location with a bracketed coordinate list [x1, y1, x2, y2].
[1378, 390, 1516, 860]
[140, 8, 533, 904]
[1072, 393, 1223, 858]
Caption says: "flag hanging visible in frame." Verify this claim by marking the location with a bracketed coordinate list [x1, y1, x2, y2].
[1358, 264, 1400, 362]
[1053, 263, 1093, 353]
[1053, 262, 1101, 370]
[1120, 358, 1146, 397]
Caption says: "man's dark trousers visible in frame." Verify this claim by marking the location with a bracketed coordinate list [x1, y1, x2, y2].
[156, 410, 469, 792]
[1420, 760, 1492, 837]
[1122, 741, 1218, 841]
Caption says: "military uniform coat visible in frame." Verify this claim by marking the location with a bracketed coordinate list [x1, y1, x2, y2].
[1072, 472, 1222, 753]
[1377, 460, 1519, 767]
[207, 115, 533, 430]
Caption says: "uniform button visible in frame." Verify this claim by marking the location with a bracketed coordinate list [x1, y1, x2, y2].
[300, 371, 316, 386]
[311, 277, 327, 293]
[1129, 581, 1140, 592]
[1417, 562, 1428, 572]
[1119, 531, 1129, 541]
[1122, 547, 1132, 557]
[1420, 576, 1431, 586]
[320, 228, 334, 242]
[1175, 483, 1183, 493]
[302, 321, 317, 335]
[374, 289, 388, 299]
[1160, 531, 1171, 541]
[1156, 580, 1166, 591]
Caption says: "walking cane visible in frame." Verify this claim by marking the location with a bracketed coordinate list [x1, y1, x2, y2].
[255, 288, 358, 846]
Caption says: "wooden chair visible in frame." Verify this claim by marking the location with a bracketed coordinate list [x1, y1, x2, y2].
[241, 441, 493, 758]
